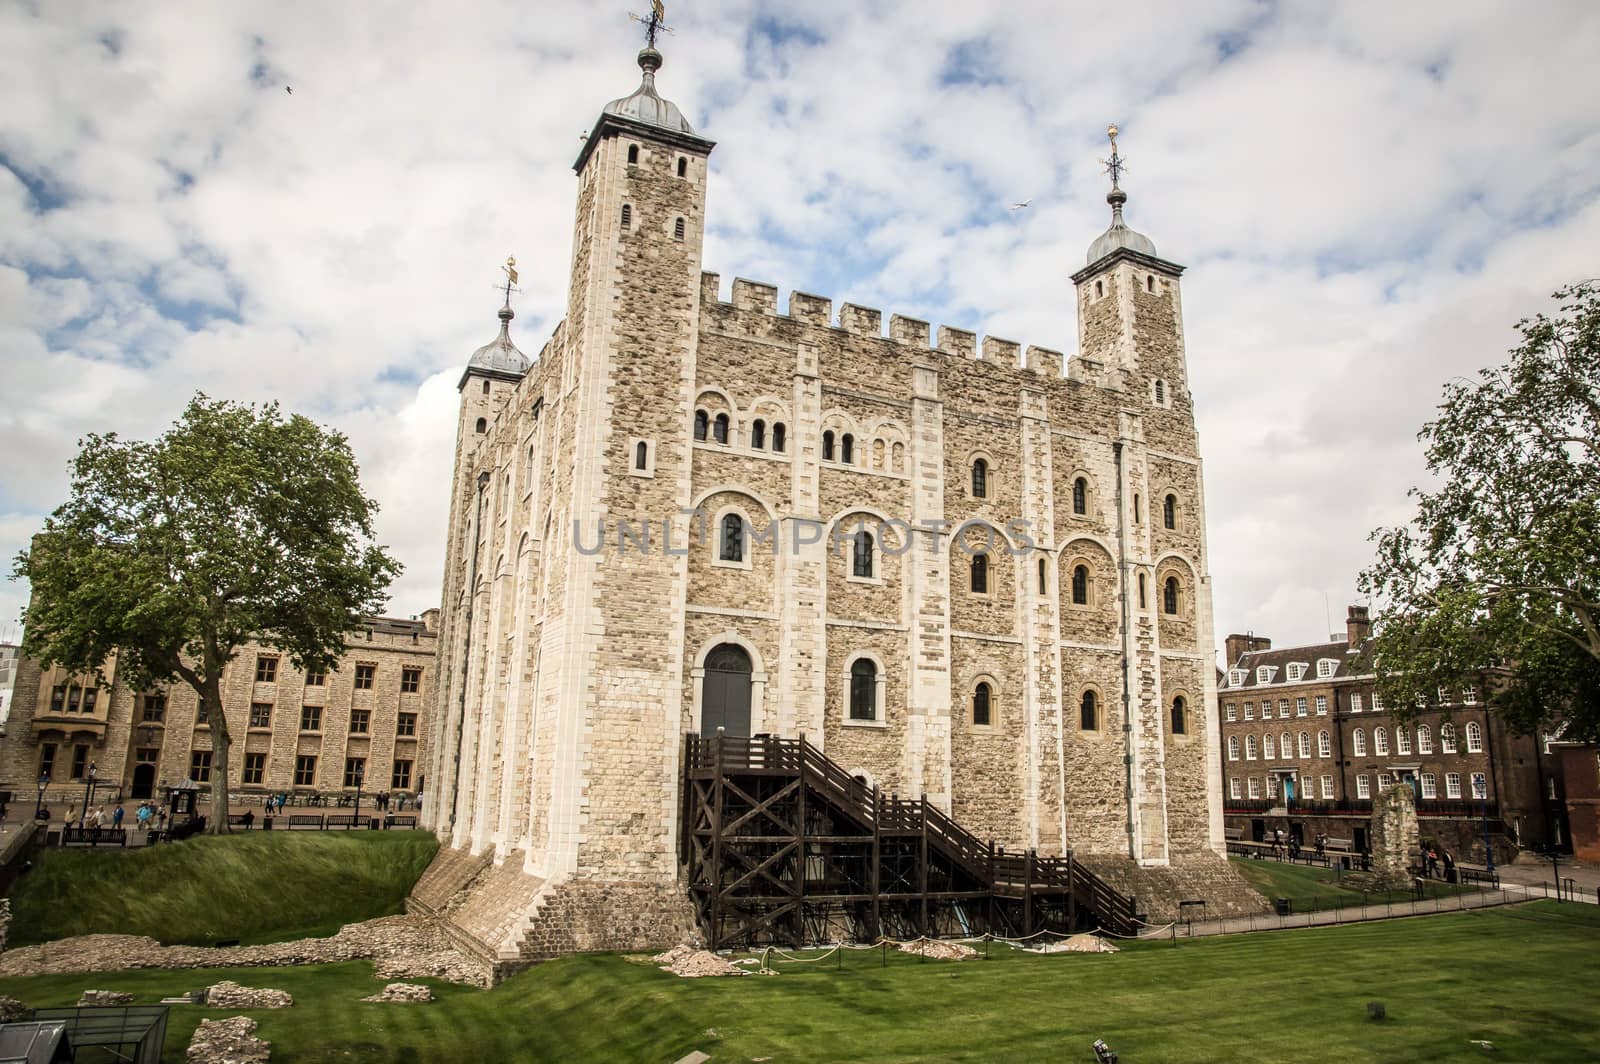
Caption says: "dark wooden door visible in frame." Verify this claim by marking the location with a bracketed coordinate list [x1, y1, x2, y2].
[702, 644, 752, 737]
[132, 763, 156, 799]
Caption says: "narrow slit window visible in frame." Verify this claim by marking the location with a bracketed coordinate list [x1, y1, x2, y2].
[751, 419, 766, 449]
[620, 203, 632, 230]
[627, 144, 639, 164]
[972, 458, 988, 498]
[852, 530, 874, 578]
[1080, 690, 1098, 730]
[1072, 564, 1089, 605]
[1073, 477, 1087, 515]
[1037, 557, 1047, 594]
[674, 217, 686, 241]
[634, 441, 648, 470]
[973, 683, 992, 727]
[970, 553, 989, 594]
[822, 430, 835, 461]
[1163, 494, 1177, 529]
[677, 157, 688, 177]
[841, 433, 854, 464]
[771, 423, 786, 452]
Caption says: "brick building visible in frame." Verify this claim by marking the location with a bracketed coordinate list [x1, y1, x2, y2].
[1552, 741, 1599, 861]
[1218, 605, 1566, 862]
[0, 614, 438, 809]
[417, 36, 1258, 968]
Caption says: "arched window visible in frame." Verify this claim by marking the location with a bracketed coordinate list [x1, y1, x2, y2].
[1037, 557, 1047, 594]
[719, 513, 744, 562]
[772, 423, 786, 452]
[751, 419, 766, 449]
[1282, 731, 1294, 758]
[1073, 477, 1087, 515]
[1147, 275, 1155, 293]
[1466, 721, 1483, 753]
[1095, 280, 1104, 298]
[482, 379, 491, 395]
[849, 659, 877, 721]
[970, 553, 989, 594]
[1163, 494, 1177, 530]
[627, 144, 639, 164]
[713, 413, 729, 444]
[852, 530, 874, 578]
[1246, 735, 1258, 760]
[1374, 727, 1389, 755]
[1154, 379, 1166, 405]
[634, 441, 648, 470]
[822, 430, 835, 461]
[1163, 576, 1179, 615]
[1396, 727, 1412, 755]
[1080, 690, 1098, 731]
[841, 433, 854, 464]
[677, 157, 688, 177]
[1352, 729, 1367, 757]
[693, 410, 708, 441]
[621, 203, 632, 230]
[1171, 696, 1186, 735]
[1228, 736, 1240, 761]
[474, 417, 486, 434]
[1318, 730, 1331, 757]
[973, 683, 992, 727]
[972, 458, 988, 498]
[1263, 734, 1275, 759]
[1138, 572, 1147, 609]
[1071, 564, 1089, 606]
[673, 217, 686, 241]
[1417, 725, 1433, 754]
[1441, 723, 1457, 753]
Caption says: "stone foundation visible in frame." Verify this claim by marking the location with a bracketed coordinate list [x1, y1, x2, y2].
[512, 878, 697, 963]
[1077, 851, 1270, 923]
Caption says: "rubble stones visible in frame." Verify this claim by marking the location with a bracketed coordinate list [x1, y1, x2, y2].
[1370, 785, 1422, 891]
[204, 982, 293, 1009]
[361, 982, 434, 1003]
[76, 989, 135, 1006]
[896, 939, 978, 960]
[0, 996, 31, 1023]
[0, 915, 489, 987]
[652, 946, 749, 978]
[187, 1016, 271, 1064]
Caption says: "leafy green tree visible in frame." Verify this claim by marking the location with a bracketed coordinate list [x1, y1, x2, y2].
[15, 394, 402, 831]
[1359, 281, 1600, 740]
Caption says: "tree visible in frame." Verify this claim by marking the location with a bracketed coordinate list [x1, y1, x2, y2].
[15, 394, 402, 832]
[1359, 281, 1600, 740]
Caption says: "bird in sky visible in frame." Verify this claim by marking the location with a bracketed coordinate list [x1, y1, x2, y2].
[1009, 198, 1031, 210]
[285, 86, 293, 94]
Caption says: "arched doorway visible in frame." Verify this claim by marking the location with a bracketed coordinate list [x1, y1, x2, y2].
[701, 643, 752, 737]
[131, 762, 156, 799]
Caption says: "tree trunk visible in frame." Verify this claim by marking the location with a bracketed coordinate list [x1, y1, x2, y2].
[203, 669, 232, 835]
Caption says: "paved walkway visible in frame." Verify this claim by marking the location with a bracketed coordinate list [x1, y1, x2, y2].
[1148, 885, 1586, 941]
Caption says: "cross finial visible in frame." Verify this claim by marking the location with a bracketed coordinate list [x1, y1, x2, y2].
[629, 0, 672, 49]
[1099, 123, 1125, 191]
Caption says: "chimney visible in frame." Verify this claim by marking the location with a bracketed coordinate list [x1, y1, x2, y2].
[1346, 605, 1371, 646]
[1224, 633, 1272, 666]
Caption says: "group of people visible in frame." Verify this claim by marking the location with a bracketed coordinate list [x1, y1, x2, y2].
[1422, 844, 1457, 881]
[1267, 827, 1303, 860]
[64, 802, 168, 833]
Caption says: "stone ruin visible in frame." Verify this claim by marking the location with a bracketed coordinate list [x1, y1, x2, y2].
[202, 981, 293, 1009]
[187, 1016, 270, 1064]
[361, 982, 434, 1003]
[76, 990, 135, 1007]
[1368, 783, 1421, 891]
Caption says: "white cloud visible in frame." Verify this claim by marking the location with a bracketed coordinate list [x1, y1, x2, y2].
[2, 0, 1598, 661]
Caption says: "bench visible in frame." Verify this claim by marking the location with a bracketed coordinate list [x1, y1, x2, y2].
[385, 815, 418, 829]
[1457, 864, 1500, 887]
[226, 813, 260, 829]
[287, 814, 325, 830]
[61, 826, 127, 847]
[1223, 827, 1244, 842]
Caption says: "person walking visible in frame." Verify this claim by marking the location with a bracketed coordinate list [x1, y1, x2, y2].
[112, 805, 125, 829]
[136, 803, 152, 830]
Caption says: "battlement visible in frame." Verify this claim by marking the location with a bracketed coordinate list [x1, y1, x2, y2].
[702, 272, 1091, 381]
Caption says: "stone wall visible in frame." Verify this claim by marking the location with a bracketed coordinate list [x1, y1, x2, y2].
[1077, 852, 1269, 923]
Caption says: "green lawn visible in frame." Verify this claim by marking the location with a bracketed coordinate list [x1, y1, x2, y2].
[6, 830, 438, 947]
[1230, 856, 1476, 913]
[1, 902, 1596, 1062]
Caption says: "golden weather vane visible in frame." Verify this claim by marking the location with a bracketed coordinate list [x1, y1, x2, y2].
[497, 256, 520, 308]
[1099, 123, 1126, 190]
[629, 0, 672, 48]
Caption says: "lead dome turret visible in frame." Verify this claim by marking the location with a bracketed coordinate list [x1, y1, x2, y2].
[602, 48, 698, 136]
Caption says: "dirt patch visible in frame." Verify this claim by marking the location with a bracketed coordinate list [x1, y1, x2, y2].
[896, 939, 977, 960]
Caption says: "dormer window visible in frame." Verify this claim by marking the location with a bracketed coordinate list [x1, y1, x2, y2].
[1316, 659, 1336, 679]
[1286, 663, 1307, 682]
[1255, 666, 1277, 685]
[1228, 668, 1246, 687]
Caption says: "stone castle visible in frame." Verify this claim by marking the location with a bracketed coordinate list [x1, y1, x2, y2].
[416, 39, 1252, 966]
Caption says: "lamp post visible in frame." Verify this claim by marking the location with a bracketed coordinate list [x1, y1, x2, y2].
[35, 772, 50, 820]
[350, 762, 364, 830]
[80, 762, 97, 827]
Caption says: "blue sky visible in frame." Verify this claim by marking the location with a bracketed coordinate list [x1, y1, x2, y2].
[3, 1, 1599, 657]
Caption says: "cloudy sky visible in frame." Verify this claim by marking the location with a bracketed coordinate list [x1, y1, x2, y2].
[3, 1, 1598, 660]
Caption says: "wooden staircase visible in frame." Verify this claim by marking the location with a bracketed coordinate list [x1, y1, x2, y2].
[680, 733, 1139, 949]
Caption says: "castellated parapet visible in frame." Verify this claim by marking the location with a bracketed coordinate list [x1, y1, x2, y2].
[417, 43, 1246, 972]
